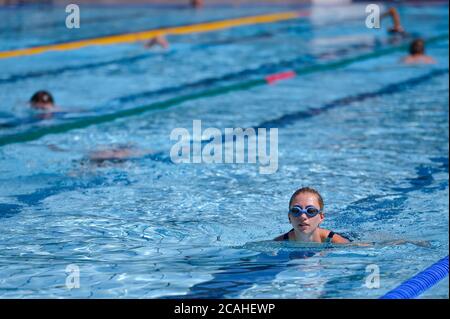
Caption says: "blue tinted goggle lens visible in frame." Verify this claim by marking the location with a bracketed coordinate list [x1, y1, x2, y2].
[289, 206, 320, 217]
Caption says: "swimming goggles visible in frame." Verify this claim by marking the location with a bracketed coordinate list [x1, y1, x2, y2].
[289, 205, 322, 218]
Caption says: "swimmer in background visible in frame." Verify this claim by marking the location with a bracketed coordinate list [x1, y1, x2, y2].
[379, 8, 435, 64]
[402, 38, 436, 64]
[1, 90, 60, 129]
[88, 145, 139, 165]
[29, 90, 56, 111]
[191, 0, 204, 9]
[274, 187, 350, 244]
[28, 90, 67, 121]
[381, 7, 405, 35]
[86, 144, 157, 167]
[380, 7, 414, 46]
[28, 90, 85, 120]
[145, 34, 169, 49]
[28, 90, 89, 119]
[64, 144, 156, 176]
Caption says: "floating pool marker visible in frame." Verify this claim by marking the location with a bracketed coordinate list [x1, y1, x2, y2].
[266, 71, 297, 84]
[380, 256, 449, 299]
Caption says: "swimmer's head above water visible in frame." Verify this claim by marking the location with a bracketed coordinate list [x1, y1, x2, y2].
[274, 187, 349, 244]
[403, 38, 436, 64]
[288, 187, 325, 235]
[409, 38, 425, 55]
[29, 90, 54, 110]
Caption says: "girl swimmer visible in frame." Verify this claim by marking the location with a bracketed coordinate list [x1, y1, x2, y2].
[275, 187, 350, 244]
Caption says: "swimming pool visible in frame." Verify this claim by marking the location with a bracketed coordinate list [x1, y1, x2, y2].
[0, 2, 448, 298]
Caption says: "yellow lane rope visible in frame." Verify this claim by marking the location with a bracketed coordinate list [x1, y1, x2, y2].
[0, 11, 305, 59]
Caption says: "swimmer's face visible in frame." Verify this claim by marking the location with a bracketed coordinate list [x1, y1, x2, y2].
[289, 192, 324, 234]
[31, 102, 54, 110]
[410, 40, 425, 55]
[29, 91, 55, 110]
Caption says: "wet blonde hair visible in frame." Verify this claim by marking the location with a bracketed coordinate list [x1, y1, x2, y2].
[289, 187, 324, 211]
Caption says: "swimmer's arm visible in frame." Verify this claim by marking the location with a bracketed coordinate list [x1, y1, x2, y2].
[379, 239, 432, 248]
[341, 240, 432, 248]
[401, 55, 411, 64]
[47, 144, 69, 152]
[134, 149, 156, 157]
[425, 56, 437, 64]
[381, 7, 404, 33]
[331, 234, 351, 244]
[401, 55, 437, 65]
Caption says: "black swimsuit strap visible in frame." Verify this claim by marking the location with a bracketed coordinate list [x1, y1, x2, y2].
[284, 230, 337, 242]
[283, 228, 294, 241]
[325, 231, 336, 243]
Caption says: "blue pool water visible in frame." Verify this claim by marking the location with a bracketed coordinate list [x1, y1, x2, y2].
[0, 2, 448, 298]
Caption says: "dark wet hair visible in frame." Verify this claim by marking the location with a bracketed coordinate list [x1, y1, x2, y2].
[289, 187, 324, 211]
[30, 90, 54, 105]
[409, 39, 425, 55]
[191, 0, 203, 7]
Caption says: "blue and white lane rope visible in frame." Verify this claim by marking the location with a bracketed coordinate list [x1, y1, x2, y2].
[380, 256, 449, 299]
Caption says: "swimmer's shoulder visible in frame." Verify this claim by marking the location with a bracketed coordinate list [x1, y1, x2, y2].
[274, 229, 294, 241]
[421, 55, 437, 64]
[402, 55, 437, 65]
[320, 228, 350, 244]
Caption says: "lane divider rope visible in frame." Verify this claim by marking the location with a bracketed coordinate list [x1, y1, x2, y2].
[380, 256, 449, 299]
[0, 33, 447, 147]
[0, 11, 306, 59]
